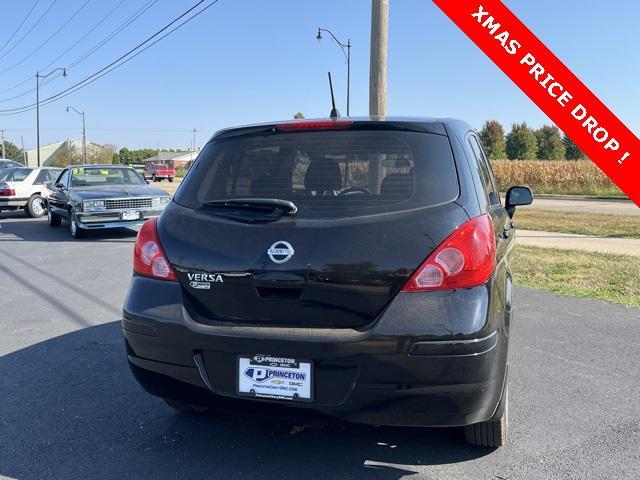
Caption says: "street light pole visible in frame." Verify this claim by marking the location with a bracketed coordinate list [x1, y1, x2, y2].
[36, 72, 40, 166]
[317, 28, 351, 116]
[66, 106, 86, 164]
[36, 67, 67, 167]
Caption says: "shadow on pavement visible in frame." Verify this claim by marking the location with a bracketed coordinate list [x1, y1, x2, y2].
[0, 211, 138, 243]
[0, 322, 492, 479]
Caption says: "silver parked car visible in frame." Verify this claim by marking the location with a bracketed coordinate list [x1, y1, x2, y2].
[42, 165, 171, 239]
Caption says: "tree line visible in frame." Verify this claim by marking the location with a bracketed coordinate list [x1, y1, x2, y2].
[479, 120, 586, 161]
[3, 122, 583, 165]
[0, 140, 188, 167]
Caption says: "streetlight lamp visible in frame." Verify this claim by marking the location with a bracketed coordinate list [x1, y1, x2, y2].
[36, 67, 67, 167]
[317, 28, 351, 116]
[66, 106, 86, 164]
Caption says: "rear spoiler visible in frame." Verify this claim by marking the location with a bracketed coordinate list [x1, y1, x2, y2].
[212, 120, 447, 140]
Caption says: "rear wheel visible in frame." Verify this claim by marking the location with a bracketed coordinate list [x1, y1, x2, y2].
[47, 206, 61, 227]
[69, 211, 86, 239]
[152, 174, 158, 182]
[168, 177, 174, 183]
[163, 398, 209, 413]
[25, 194, 46, 218]
[464, 385, 508, 448]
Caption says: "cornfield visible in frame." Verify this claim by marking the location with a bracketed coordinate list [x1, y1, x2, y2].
[490, 160, 623, 197]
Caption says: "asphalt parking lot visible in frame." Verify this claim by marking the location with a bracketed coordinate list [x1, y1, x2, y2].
[1, 211, 639, 480]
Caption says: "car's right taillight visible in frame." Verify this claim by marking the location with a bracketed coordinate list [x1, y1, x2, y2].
[0, 188, 16, 196]
[133, 218, 177, 281]
[401, 214, 496, 291]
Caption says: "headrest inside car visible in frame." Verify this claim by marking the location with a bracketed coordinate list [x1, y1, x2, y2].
[304, 159, 342, 193]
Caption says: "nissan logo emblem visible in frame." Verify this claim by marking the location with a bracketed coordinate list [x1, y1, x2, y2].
[267, 241, 294, 264]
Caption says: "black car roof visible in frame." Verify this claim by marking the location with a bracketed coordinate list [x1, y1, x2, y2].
[211, 116, 474, 140]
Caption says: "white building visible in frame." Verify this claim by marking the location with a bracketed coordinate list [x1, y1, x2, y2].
[24, 138, 109, 167]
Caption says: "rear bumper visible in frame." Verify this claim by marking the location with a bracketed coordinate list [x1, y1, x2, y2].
[122, 276, 508, 427]
[0, 197, 28, 208]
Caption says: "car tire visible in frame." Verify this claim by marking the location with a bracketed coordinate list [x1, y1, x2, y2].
[168, 177, 174, 183]
[163, 398, 209, 413]
[152, 174, 158, 182]
[47, 206, 61, 227]
[25, 194, 47, 218]
[464, 384, 508, 448]
[69, 211, 86, 239]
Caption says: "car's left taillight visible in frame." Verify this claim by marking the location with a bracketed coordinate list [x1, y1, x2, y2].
[133, 218, 177, 281]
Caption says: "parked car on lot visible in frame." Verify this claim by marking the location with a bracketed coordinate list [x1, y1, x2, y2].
[0, 167, 62, 217]
[43, 165, 171, 239]
[122, 117, 533, 448]
[0, 159, 25, 169]
[144, 163, 175, 182]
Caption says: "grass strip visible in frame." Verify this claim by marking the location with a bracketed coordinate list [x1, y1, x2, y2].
[512, 245, 640, 307]
[515, 209, 640, 238]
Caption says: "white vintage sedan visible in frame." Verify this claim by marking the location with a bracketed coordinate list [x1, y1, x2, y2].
[0, 167, 62, 217]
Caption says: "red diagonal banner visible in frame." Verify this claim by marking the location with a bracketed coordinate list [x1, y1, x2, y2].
[432, 0, 640, 207]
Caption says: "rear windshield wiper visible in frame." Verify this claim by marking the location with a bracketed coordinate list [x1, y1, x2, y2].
[202, 198, 298, 216]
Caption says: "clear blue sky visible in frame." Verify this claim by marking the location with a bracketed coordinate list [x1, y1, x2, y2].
[1, 0, 638, 150]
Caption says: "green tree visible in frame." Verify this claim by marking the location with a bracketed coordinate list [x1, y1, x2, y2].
[478, 120, 506, 159]
[563, 134, 586, 160]
[2, 140, 23, 160]
[535, 125, 565, 160]
[116, 147, 157, 164]
[506, 122, 538, 160]
[293, 112, 305, 119]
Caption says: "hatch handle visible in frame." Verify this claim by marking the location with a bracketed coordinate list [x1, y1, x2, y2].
[253, 272, 306, 288]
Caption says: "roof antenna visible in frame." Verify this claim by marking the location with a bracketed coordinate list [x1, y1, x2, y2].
[328, 72, 340, 119]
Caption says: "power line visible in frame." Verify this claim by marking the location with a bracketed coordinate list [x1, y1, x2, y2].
[0, 0, 159, 99]
[64, 0, 159, 73]
[0, 0, 218, 116]
[0, 0, 58, 62]
[37, 0, 127, 81]
[37, 1, 216, 109]
[0, 0, 42, 55]
[0, 0, 127, 102]
[0, 0, 92, 75]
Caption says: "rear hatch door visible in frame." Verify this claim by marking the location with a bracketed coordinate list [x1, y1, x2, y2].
[161, 125, 465, 328]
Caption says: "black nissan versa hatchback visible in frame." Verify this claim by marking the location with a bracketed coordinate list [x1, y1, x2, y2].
[122, 117, 533, 448]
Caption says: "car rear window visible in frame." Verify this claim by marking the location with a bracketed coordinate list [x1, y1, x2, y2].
[0, 168, 32, 182]
[175, 130, 459, 219]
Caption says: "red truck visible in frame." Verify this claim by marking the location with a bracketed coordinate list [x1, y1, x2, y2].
[144, 163, 175, 182]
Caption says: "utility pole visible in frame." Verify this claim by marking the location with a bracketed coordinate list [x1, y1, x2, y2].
[21, 136, 26, 165]
[369, 0, 389, 117]
[192, 128, 197, 161]
[0, 130, 5, 159]
[36, 72, 39, 165]
[82, 112, 86, 164]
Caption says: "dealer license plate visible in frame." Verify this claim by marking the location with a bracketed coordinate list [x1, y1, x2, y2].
[121, 211, 141, 221]
[237, 355, 313, 402]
